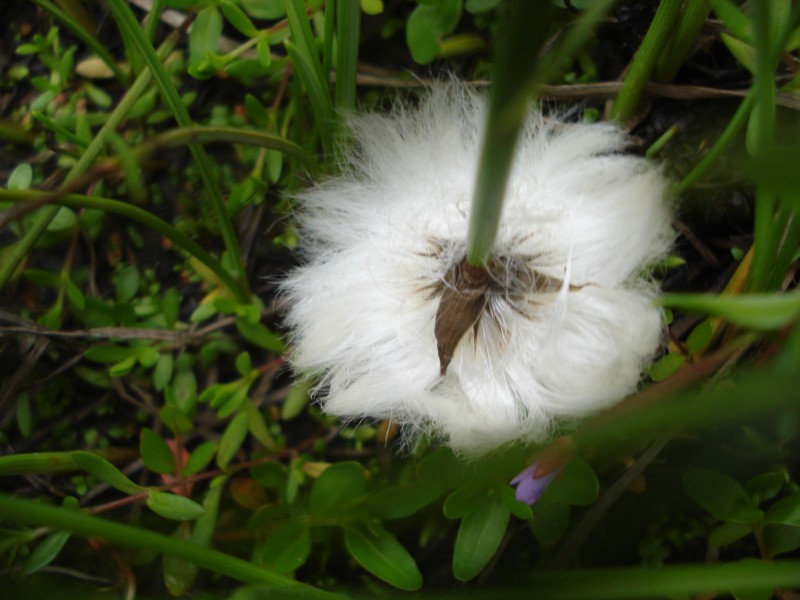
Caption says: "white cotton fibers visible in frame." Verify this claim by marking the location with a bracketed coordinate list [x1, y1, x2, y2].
[282, 83, 673, 454]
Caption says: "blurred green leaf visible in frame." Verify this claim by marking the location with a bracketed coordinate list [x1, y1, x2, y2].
[115, 265, 140, 302]
[745, 472, 785, 503]
[190, 5, 223, 65]
[160, 405, 193, 436]
[147, 491, 205, 521]
[370, 481, 445, 520]
[683, 469, 763, 524]
[444, 483, 491, 519]
[181, 440, 218, 477]
[649, 352, 686, 382]
[662, 292, 800, 330]
[282, 379, 312, 420]
[343, 521, 422, 591]
[21, 530, 71, 574]
[309, 462, 367, 517]
[405, 0, 462, 64]
[154, 353, 175, 392]
[686, 319, 714, 355]
[452, 497, 509, 581]
[709, 522, 752, 548]
[547, 457, 598, 507]
[531, 495, 570, 544]
[259, 521, 312, 574]
[141, 428, 176, 474]
[72, 451, 143, 494]
[221, 1, 259, 37]
[235, 318, 286, 352]
[765, 493, 800, 527]
[217, 411, 250, 469]
[8, 163, 33, 190]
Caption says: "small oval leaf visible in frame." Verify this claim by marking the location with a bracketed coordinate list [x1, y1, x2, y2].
[147, 491, 205, 521]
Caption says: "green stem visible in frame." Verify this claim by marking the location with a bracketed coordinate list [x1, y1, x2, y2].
[655, 0, 712, 83]
[0, 190, 244, 298]
[671, 90, 754, 196]
[748, 2, 779, 291]
[0, 35, 176, 291]
[335, 0, 360, 112]
[610, 0, 683, 123]
[0, 494, 342, 598]
[466, 0, 554, 267]
[107, 0, 250, 301]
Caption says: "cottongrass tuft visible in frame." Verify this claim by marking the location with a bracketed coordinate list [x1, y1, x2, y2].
[283, 83, 673, 454]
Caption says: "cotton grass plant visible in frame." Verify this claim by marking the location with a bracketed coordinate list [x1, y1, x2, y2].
[283, 82, 673, 453]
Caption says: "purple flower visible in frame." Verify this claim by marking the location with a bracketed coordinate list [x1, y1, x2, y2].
[510, 463, 559, 505]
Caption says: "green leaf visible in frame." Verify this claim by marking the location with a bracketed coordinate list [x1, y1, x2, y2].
[83, 344, 136, 363]
[465, 0, 501, 13]
[360, 0, 383, 15]
[686, 319, 714, 355]
[282, 379, 312, 420]
[221, 1, 259, 37]
[309, 462, 367, 517]
[344, 521, 422, 591]
[16, 391, 32, 438]
[72, 451, 143, 494]
[160, 405, 193, 436]
[531, 495, 570, 544]
[217, 411, 250, 469]
[235, 318, 286, 352]
[8, 163, 33, 190]
[141, 428, 176, 474]
[190, 5, 223, 65]
[405, 0, 462, 64]
[162, 287, 181, 328]
[683, 469, 763, 524]
[662, 292, 800, 331]
[64, 278, 86, 311]
[154, 353, 175, 392]
[709, 522, 752, 548]
[259, 521, 312, 574]
[137, 346, 160, 368]
[720, 32, 755, 73]
[765, 493, 800, 527]
[147, 491, 205, 521]
[452, 498, 510, 582]
[746, 472, 785, 503]
[115, 265, 140, 302]
[21, 530, 71, 575]
[765, 524, 800, 557]
[370, 481, 445, 520]
[443, 483, 491, 519]
[712, 0, 752, 41]
[649, 352, 686, 382]
[235, 351, 253, 377]
[181, 440, 218, 477]
[546, 457, 598, 506]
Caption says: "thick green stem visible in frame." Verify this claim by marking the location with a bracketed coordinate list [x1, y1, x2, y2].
[0, 494, 342, 598]
[655, 0, 711, 83]
[610, 0, 683, 123]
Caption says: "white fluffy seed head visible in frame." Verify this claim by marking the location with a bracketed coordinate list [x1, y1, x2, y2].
[282, 83, 673, 454]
